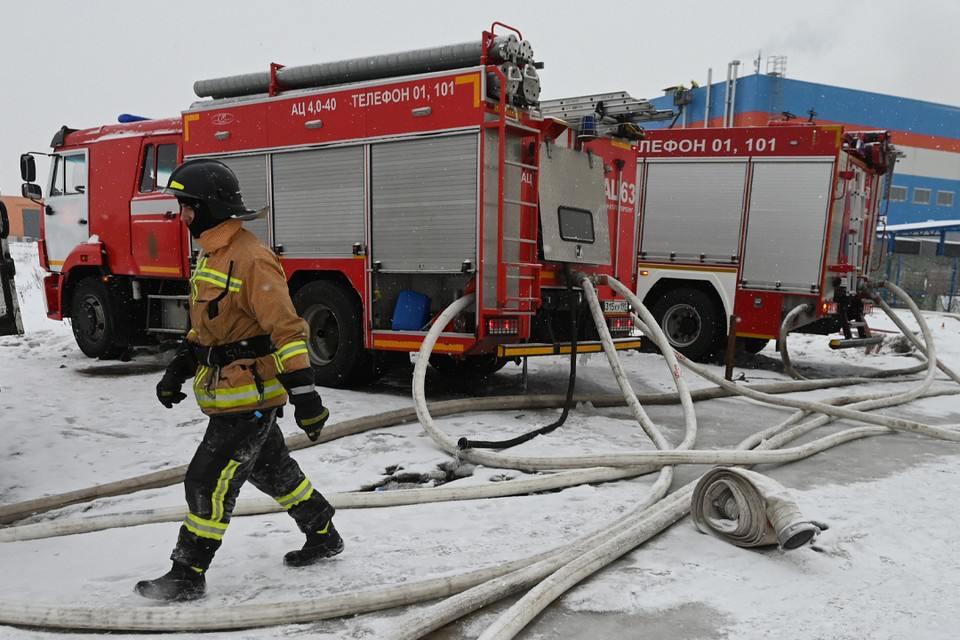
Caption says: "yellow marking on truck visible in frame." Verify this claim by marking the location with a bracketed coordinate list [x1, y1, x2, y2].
[639, 263, 738, 273]
[140, 265, 182, 275]
[455, 73, 481, 108]
[498, 339, 643, 357]
[373, 338, 465, 353]
[183, 114, 200, 142]
[737, 331, 776, 340]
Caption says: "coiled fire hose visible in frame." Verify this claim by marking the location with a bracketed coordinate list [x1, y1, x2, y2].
[691, 467, 824, 549]
[0, 278, 957, 634]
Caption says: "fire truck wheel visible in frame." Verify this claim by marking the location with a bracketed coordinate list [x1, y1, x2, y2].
[651, 287, 723, 362]
[294, 280, 375, 387]
[70, 277, 129, 359]
[739, 337, 770, 355]
[428, 354, 509, 377]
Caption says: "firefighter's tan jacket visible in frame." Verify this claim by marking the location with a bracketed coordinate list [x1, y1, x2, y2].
[188, 219, 310, 416]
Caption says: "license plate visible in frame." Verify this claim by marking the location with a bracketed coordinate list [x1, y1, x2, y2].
[603, 299, 629, 313]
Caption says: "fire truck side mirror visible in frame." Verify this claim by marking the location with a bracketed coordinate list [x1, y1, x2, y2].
[20, 154, 36, 183]
[22, 183, 42, 200]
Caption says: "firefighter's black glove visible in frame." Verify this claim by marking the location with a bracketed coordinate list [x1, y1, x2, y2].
[156, 341, 197, 408]
[279, 368, 329, 441]
[292, 392, 330, 441]
[156, 374, 187, 409]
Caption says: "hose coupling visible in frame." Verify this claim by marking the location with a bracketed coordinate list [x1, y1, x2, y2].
[776, 520, 824, 550]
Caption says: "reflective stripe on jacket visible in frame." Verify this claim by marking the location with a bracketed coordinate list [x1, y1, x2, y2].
[188, 219, 311, 415]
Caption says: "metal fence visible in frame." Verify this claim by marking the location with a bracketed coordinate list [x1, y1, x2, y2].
[870, 254, 960, 312]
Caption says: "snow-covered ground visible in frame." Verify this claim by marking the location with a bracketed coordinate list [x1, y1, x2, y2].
[1, 241, 959, 639]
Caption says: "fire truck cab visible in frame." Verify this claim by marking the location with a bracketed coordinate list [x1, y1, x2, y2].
[21, 118, 188, 358]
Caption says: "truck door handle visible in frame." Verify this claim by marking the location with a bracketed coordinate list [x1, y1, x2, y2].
[79, 219, 88, 225]
[163, 211, 177, 219]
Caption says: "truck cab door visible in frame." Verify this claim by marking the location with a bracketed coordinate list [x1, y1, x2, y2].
[45, 150, 90, 271]
[130, 139, 186, 278]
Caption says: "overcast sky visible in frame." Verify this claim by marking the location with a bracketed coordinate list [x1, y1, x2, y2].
[2, 0, 957, 196]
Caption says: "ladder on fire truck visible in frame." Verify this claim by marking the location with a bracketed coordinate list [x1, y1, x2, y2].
[488, 91, 672, 316]
[539, 91, 673, 137]
[486, 82, 542, 317]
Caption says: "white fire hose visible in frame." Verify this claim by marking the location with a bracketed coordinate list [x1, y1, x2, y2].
[0, 378, 901, 541]
[0, 278, 957, 634]
[398, 276, 959, 640]
[777, 287, 956, 384]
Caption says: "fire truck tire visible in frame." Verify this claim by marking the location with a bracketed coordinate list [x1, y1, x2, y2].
[650, 287, 722, 362]
[740, 338, 769, 354]
[293, 280, 377, 387]
[70, 277, 129, 359]
[428, 354, 509, 377]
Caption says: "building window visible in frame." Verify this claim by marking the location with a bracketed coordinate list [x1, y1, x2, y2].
[913, 188, 931, 205]
[22, 208, 41, 239]
[936, 190, 955, 207]
[889, 185, 907, 202]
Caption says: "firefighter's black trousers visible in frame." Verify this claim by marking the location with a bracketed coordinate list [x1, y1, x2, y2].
[170, 409, 334, 572]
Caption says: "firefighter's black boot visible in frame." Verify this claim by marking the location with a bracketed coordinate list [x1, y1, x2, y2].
[134, 562, 206, 601]
[284, 520, 344, 567]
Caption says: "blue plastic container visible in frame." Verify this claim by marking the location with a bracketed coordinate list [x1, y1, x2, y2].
[391, 290, 432, 331]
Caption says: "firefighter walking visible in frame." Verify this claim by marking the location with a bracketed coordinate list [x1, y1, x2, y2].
[136, 159, 342, 602]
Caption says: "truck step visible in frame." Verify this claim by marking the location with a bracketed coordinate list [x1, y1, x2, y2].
[829, 336, 884, 350]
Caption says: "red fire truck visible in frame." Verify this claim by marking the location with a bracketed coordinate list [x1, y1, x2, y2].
[538, 91, 895, 361]
[20, 25, 895, 383]
[20, 25, 654, 386]
[627, 125, 894, 360]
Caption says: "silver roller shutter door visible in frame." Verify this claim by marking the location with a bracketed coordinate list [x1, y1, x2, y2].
[371, 134, 478, 272]
[742, 160, 834, 292]
[641, 160, 746, 263]
[272, 147, 364, 257]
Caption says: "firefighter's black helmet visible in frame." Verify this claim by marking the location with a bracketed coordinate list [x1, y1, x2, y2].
[162, 158, 258, 221]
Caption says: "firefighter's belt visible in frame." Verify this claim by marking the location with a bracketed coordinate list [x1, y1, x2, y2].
[192, 335, 275, 367]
